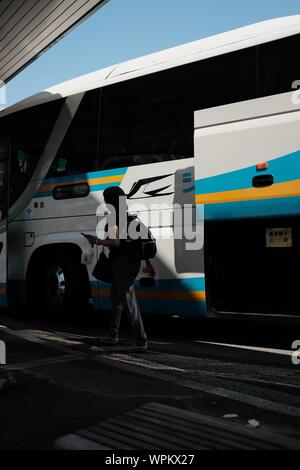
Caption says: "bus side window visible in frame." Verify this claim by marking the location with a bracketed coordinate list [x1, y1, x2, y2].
[47, 89, 100, 178]
[99, 46, 257, 171]
[259, 33, 300, 97]
[99, 75, 194, 171]
[56, 158, 67, 173]
[4, 99, 65, 207]
[9, 149, 33, 204]
[0, 141, 8, 220]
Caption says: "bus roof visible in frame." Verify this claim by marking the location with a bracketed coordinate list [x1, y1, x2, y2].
[2, 15, 300, 117]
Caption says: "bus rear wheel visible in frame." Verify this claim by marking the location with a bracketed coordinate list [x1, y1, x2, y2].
[40, 251, 90, 319]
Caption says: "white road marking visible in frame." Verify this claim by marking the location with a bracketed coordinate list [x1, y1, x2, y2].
[4, 353, 85, 371]
[149, 351, 300, 385]
[0, 327, 82, 354]
[24, 330, 83, 346]
[93, 354, 300, 418]
[149, 341, 174, 345]
[90, 349, 300, 389]
[196, 341, 295, 357]
[104, 353, 186, 372]
[181, 369, 300, 390]
[2, 318, 300, 417]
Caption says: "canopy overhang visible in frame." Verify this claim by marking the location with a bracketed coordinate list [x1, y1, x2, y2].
[0, 0, 109, 84]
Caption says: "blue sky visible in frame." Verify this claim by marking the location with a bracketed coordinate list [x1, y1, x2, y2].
[5, 0, 300, 107]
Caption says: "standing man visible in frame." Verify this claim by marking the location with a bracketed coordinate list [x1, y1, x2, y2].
[85, 186, 148, 352]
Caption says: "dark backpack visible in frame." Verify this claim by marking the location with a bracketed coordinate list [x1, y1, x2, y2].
[122, 214, 157, 261]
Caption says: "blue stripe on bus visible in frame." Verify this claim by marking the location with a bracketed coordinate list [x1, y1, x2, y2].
[0, 283, 7, 308]
[89, 182, 123, 192]
[35, 190, 53, 198]
[94, 296, 206, 317]
[195, 150, 300, 195]
[138, 298, 206, 316]
[140, 276, 205, 292]
[91, 276, 206, 317]
[91, 277, 206, 292]
[42, 168, 127, 186]
[35, 168, 128, 198]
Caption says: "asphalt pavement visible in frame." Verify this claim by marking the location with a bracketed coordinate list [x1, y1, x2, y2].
[1, 309, 300, 450]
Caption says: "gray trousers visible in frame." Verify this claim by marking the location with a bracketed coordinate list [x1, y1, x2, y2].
[109, 253, 147, 345]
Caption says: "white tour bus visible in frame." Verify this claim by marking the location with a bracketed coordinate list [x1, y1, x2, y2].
[1, 16, 300, 319]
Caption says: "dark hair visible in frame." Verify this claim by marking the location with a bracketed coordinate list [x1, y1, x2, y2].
[103, 186, 126, 211]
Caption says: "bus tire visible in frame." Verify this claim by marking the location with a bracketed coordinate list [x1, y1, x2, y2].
[40, 250, 90, 319]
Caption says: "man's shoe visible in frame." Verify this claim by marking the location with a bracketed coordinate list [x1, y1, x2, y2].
[101, 336, 119, 346]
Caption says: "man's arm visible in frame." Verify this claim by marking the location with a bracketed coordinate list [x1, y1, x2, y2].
[84, 225, 120, 249]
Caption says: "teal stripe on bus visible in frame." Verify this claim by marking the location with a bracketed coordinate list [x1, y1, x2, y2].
[91, 276, 206, 292]
[0, 283, 7, 308]
[35, 168, 128, 198]
[195, 150, 300, 196]
[43, 167, 127, 187]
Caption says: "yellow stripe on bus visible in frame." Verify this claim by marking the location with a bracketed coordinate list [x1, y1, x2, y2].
[38, 174, 124, 193]
[91, 288, 206, 302]
[0, 288, 6, 295]
[195, 178, 300, 205]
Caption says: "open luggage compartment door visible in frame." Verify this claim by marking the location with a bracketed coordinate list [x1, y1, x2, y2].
[194, 94, 300, 316]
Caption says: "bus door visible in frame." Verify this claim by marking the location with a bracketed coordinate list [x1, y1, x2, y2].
[194, 96, 300, 316]
[0, 139, 9, 308]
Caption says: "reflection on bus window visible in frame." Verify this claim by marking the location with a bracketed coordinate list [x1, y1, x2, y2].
[0, 141, 8, 221]
[100, 46, 258, 170]
[47, 89, 99, 178]
[1, 99, 65, 207]
[259, 34, 300, 97]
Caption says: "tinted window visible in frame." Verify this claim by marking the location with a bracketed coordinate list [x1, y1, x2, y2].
[0, 99, 64, 206]
[48, 89, 100, 178]
[259, 34, 300, 97]
[100, 47, 257, 170]
[0, 140, 9, 220]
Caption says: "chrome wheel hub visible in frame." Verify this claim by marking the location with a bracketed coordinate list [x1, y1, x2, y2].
[47, 265, 66, 311]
